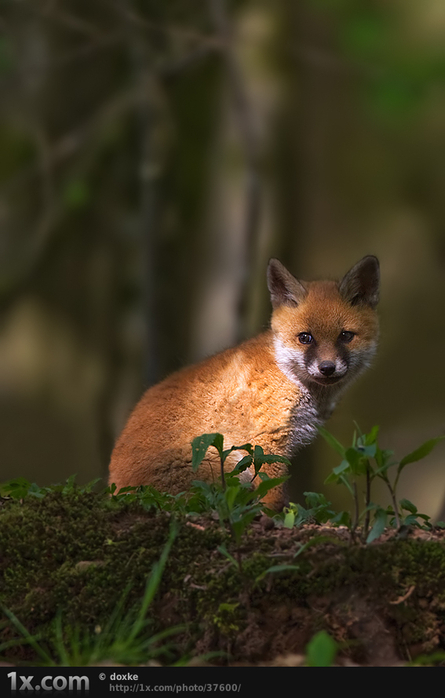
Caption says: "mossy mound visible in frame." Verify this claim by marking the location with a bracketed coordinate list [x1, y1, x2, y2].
[1, 489, 445, 666]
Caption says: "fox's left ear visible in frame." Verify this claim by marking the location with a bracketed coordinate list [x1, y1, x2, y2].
[339, 255, 380, 308]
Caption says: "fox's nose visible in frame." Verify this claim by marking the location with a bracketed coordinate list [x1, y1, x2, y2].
[318, 361, 336, 377]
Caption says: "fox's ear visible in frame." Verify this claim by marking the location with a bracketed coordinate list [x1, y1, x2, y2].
[339, 255, 380, 308]
[267, 259, 307, 309]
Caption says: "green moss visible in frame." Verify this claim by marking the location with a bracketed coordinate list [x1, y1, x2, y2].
[1, 489, 445, 665]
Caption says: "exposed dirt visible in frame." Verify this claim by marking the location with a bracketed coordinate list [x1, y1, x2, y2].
[1, 492, 445, 667]
[185, 519, 445, 666]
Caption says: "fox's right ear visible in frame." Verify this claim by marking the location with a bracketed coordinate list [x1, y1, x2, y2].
[339, 255, 380, 308]
[267, 259, 307, 309]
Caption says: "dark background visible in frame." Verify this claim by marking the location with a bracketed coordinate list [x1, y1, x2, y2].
[0, 0, 444, 517]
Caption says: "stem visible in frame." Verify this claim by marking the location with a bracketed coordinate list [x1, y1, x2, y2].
[387, 481, 401, 529]
[380, 471, 401, 529]
[352, 481, 359, 534]
[363, 462, 371, 540]
[220, 453, 226, 492]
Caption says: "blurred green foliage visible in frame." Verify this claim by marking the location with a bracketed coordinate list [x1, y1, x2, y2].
[0, 0, 443, 520]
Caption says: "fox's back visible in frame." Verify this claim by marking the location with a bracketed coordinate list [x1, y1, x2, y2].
[109, 331, 301, 494]
[109, 255, 380, 508]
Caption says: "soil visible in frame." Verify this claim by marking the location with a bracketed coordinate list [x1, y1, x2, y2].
[1, 490, 445, 667]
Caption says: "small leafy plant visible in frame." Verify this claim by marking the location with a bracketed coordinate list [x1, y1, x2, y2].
[191, 433, 289, 542]
[191, 433, 290, 569]
[0, 475, 101, 499]
[318, 425, 445, 543]
[280, 492, 351, 529]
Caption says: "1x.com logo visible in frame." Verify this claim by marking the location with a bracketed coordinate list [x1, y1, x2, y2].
[7, 671, 89, 692]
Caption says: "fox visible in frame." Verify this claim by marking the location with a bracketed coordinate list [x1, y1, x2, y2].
[109, 255, 380, 509]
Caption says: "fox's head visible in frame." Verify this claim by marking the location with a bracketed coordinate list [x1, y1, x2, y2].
[268, 256, 380, 389]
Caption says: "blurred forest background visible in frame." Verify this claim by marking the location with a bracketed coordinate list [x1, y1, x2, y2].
[0, 0, 444, 517]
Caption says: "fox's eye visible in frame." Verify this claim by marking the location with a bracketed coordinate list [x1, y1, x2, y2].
[298, 332, 313, 345]
[339, 330, 355, 343]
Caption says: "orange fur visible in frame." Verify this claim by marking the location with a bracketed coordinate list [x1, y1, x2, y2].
[109, 256, 380, 509]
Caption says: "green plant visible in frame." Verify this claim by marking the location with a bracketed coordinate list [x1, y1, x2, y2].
[108, 481, 190, 515]
[410, 650, 445, 667]
[191, 433, 289, 543]
[319, 425, 445, 543]
[280, 492, 351, 529]
[0, 520, 180, 666]
[0, 475, 101, 500]
[191, 433, 290, 572]
[305, 630, 338, 667]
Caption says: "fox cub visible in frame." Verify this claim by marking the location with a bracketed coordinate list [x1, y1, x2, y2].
[109, 255, 379, 509]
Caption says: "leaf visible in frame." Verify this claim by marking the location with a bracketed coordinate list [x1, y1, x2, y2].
[283, 509, 295, 529]
[222, 443, 252, 461]
[332, 459, 351, 476]
[231, 509, 260, 542]
[398, 436, 445, 472]
[191, 433, 223, 472]
[224, 484, 239, 513]
[245, 476, 288, 503]
[83, 478, 102, 493]
[364, 424, 380, 445]
[329, 510, 352, 527]
[356, 443, 377, 458]
[400, 498, 417, 514]
[306, 631, 338, 667]
[251, 446, 291, 476]
[317, 426, 345, 456]
[27, 483, 46, 499]
[231, 443, 253, 455]
[366, 507, 387, 544]
[232, 455, 253, 473]
[402, 513, 431, 529]
[338, 473, 354, 496]
[374, 448, 396, 475]
[303, 492, 330, 508]
[0, 605, 54, 665]
[255, 563, 301, 583]
[254, 453, 291, 468]
[324, 470, 340, 485]
[1, 477, 31, 498]
[253, 444, 265, 459]
[298, 493, 337, 525]
[259, 454, 291, 465]
[217, 544, 239, 569]
[344, 447, 368, 475]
